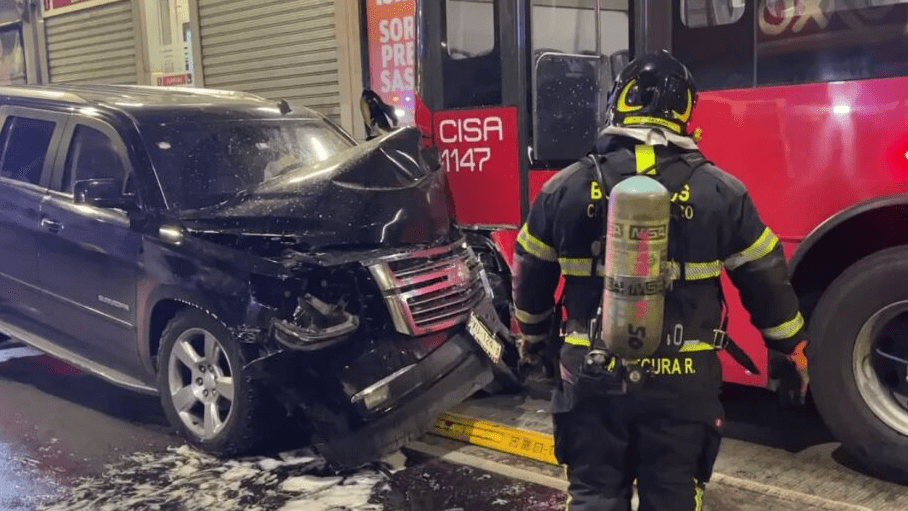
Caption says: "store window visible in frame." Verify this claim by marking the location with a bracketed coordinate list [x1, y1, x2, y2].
[144, 0, 196, 87]
[0, 0, 26, 85]
[365, 0, 416, 126]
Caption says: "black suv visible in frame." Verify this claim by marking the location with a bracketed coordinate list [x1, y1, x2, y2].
[0, 85, 510, 468]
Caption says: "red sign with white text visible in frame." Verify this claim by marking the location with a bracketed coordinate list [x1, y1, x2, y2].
[366, 0, 416, 126]
[157, 73, 192, 87]
[436, 107, 521, 227]
[43, 0, 121, 16]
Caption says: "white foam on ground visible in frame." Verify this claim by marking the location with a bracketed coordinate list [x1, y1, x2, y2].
[39, 445, 386, 511]
[278, 474, 383, 511]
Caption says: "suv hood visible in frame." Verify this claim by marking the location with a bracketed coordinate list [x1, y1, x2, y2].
[179, 127, 451, 249]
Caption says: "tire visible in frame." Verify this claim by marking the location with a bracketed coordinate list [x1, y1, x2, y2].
[809, 246, 908, 482]
[157, 308, 272, 456]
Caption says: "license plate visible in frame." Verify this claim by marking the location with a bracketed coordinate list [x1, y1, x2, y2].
[467, 312, 502, 364]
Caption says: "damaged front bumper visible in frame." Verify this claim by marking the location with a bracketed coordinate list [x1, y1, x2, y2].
[315, 332, 493, 470]
[245, 325, 495, 471]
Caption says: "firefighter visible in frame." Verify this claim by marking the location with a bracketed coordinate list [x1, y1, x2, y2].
[512, 50, 810, 511]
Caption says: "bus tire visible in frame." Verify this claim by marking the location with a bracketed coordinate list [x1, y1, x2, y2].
[809, 246, 908, 482]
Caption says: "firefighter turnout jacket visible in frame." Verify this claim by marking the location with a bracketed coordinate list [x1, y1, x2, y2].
[513, 132, 806, 422]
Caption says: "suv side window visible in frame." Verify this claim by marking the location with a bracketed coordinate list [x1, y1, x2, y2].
[61, 125, 129, 193]
[0, 116, 57, 186]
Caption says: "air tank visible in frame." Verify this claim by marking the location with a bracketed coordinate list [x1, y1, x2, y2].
[601, 175, 671, 360]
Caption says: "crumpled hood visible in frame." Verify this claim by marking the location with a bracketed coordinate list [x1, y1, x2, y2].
[179, 127, 452, 249]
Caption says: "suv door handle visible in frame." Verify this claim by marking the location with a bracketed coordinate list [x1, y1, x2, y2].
[41, 218, 63, 233]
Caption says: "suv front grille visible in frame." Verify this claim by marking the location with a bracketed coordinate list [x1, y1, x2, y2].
[369, 240, 487, 336]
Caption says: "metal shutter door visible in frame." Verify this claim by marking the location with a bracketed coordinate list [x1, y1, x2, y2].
[45, 1, 137, 84]
[198, 0, 340, 121]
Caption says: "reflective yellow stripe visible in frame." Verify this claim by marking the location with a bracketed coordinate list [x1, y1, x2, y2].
[694, 483, 704, 511]
[514, 307, 552, 325]
[517, 224, 557, 262]
[668, 260, 722, 281]
[761, 312, 805, 341]
[520, 333, 548, 342]
[725, 227, 780, 270]
[678, 341, 715, 353]
[567, 258, 721, 280]
[616, 79, 644, 113]
[624, 115, 683, 134]
[635, 144, 656, 175]
[559, 257, 593, 277]
[564, 333, 591, 347]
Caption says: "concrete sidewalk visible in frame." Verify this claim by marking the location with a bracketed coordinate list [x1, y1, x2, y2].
[421, 383, 907, 511]
[409, 436, 873, 511]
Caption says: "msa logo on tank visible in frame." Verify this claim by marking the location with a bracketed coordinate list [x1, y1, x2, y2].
[609, 223, 668, 241]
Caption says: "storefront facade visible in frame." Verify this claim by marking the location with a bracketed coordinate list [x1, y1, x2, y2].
[6, 0, 364, 136]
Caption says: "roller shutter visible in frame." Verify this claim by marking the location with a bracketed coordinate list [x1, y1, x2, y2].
[198, 0, 340, 121]
[45, 1, 137, 85]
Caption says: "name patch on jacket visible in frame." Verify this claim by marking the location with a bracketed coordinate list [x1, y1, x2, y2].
[638, 357, 696, 375]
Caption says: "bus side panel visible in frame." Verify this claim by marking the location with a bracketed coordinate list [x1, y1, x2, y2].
[414, 94, 433, 146]
[529, 170, 559, 205]
[435, 107, 521, 227]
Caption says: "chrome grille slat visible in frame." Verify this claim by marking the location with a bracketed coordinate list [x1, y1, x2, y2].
[411, 283, 484, 320]
[391, 259, 463, 279]
[369, 240, 487, 336]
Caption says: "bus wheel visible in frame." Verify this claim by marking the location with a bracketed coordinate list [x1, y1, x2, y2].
[809, 246, 908, 482]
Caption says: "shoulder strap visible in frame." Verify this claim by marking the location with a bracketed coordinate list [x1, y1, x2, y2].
[656, 152, 709, 195]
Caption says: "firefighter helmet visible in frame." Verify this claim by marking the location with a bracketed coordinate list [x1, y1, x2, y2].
[605, 50, 697, 136]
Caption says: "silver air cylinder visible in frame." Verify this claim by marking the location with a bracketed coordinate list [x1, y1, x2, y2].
[601, 175, 670, 360]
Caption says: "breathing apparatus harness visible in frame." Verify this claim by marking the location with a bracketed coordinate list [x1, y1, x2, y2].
[578, 150, 758, 394]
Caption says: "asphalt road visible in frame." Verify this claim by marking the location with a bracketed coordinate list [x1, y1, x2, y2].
[0, 340, 906, 511]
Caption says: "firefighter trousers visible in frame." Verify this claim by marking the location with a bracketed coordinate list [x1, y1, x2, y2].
[553, 393, 718, 511]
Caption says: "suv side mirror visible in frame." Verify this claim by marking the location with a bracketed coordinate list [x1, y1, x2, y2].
[74, 178, 136, 210]
[360, 89, 398, 139]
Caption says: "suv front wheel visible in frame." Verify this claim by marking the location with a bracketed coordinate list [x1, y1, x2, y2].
[158, 308, 271, 456]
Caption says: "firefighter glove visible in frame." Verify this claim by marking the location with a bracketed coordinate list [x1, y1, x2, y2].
[780, 339, 809, 406]
[517, 334, 547, 367]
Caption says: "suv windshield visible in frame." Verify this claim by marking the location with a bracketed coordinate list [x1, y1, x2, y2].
[143, 119, 354, 210]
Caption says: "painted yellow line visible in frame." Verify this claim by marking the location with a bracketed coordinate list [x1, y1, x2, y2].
[432, 412, 558, 466]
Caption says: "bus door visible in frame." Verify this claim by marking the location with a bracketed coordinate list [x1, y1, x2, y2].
[527, 1, 632, 203]
[418, 1, 631, 230]
[417, 0, 528, 229]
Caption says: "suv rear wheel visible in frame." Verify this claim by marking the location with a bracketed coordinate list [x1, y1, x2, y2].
[158, 308, 271, 456]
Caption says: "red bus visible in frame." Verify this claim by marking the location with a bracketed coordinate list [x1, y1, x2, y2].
[363, 0, 908, 480]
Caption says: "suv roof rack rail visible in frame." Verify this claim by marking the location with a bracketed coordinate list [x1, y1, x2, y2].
[0, 86, 88, 105]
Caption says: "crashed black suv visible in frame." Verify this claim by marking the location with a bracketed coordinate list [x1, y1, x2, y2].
[0, 85, 512, 468]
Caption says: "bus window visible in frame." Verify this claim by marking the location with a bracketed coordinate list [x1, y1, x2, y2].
[445, 0, 494, 58]
[757, 0, 908, 86]
[442, 0, 501, 109]
[673, 0, 754, 90]
[532, 1, 629, 58]
[681, 0, 746, 27]
[531, 1, 629, 163]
